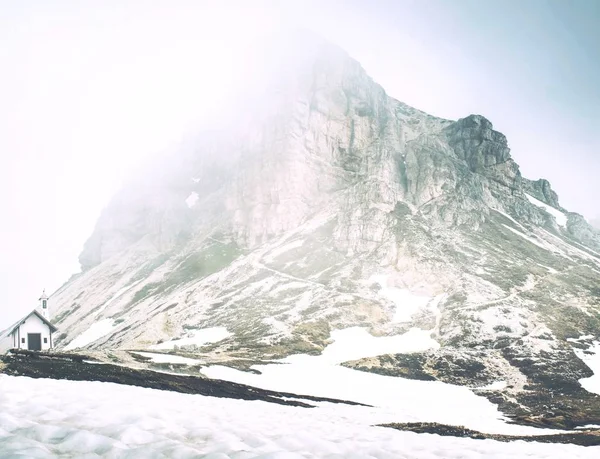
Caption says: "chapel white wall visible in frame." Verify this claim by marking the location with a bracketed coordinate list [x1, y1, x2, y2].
[17, 314, 52, 350]
[0, 334, 14, 353]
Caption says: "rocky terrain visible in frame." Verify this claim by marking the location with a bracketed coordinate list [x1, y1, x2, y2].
[47, 35, 600, 425]
[0, 349, 362, 408]
[381, 423, 600, 447]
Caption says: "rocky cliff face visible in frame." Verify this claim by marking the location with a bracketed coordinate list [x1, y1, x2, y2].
[51, 37, 600, 421]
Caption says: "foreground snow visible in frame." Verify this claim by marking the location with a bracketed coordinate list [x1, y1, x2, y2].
[1, 375, 598, 458]
[2, 327, 598, 457]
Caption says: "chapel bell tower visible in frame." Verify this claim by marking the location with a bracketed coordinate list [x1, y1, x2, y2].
[39, 289, 49, 319]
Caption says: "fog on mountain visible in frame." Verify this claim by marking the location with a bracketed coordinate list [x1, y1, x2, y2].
[2, 7, 600, 459]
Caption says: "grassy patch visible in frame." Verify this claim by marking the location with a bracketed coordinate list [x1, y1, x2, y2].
[128, 254, 171, 284]
[162, 241, 242, 289]
[293, 320, 331, 347]
[130, 282, 163, 305]
[53, 303, 81, 324]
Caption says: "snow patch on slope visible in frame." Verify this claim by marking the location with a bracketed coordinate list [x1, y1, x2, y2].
[573, 340, 600, 395]
[526, 194, 567, 227]
[492, 208, 524, 229]
[538, 228, 600, 264]
[479, 381, 508, 391]
[320, 327, 439, 364]
[502, 224, 552, 251]
[369, 275, 432, 322]
[185, 192, 199, 208]
[65, 319, 116, 350]
[94, 281, 143, 318]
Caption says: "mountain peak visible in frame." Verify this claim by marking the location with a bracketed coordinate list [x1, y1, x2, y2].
[457, 114, 495, 129]
[51, 38, 600, 426]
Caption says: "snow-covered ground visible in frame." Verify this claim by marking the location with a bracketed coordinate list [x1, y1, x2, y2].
[201, 327, 551, 437]
[1, 375, 598, 458]
[2, 327, 598, 457]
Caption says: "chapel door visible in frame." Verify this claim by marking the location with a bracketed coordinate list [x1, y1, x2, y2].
[27, 333, 42, 351]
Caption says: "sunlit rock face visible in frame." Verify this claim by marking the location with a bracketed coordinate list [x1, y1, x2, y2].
[53, 35, 600, 414]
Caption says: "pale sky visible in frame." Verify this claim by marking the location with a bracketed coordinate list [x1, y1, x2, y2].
[1, 0, 598, 326]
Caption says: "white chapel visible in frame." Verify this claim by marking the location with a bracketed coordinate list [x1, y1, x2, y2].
[0, 290, 58, 353]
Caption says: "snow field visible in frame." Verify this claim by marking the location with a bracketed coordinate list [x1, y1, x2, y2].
[4, 328, 599, 457]
[203, 327, 562, 437]
[0, 375, 598, 458]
